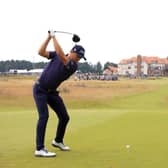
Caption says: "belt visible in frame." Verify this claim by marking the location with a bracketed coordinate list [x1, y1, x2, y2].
[35, 80, 56, 93]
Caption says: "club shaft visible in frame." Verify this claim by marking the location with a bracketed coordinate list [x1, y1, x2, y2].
[54, 31, 73, 35]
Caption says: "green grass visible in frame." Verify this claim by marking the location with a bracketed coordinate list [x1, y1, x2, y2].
[1, 78, 168, 168]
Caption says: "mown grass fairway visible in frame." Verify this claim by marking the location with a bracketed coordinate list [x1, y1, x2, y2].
[0, 77, 168, 168]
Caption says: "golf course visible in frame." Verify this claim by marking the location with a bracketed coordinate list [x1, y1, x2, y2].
[0, 76, 168, 168]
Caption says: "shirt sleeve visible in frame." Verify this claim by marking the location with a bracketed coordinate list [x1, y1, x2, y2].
[48, 51, 57, 59]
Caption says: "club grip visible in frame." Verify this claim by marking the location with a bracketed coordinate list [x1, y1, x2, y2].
[48, 30, 56, 33]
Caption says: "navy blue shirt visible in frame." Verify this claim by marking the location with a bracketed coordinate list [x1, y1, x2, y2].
[38, 52, 78, 89]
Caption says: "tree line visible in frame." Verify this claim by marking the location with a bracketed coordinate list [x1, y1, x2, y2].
[0, 60, 117, 73]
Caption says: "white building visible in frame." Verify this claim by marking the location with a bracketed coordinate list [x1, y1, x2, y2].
[9, 69, 28, 74]
[8, 68, 43, 75]
[28, 69, 43, 74]
[118, 55, 168, 76]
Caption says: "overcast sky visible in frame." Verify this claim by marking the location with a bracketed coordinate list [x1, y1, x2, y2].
[0, 0, 168, 64]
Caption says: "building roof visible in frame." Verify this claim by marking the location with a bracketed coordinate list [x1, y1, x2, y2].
[103, 66, 118, 74]
[119, 56, 168, 64]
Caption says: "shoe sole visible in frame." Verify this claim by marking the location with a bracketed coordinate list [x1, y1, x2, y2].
[52, 143, 70, 151]
[35, 154, 56, 157]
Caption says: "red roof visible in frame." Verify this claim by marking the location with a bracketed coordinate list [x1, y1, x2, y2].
[119, 56, 168, 64]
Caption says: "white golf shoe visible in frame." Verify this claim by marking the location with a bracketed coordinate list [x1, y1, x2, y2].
[35, 148, 56, 157]
[52, 140, 70, 151]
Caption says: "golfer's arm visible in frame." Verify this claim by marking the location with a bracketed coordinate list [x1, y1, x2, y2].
[52, 37, 68, 65]
[38, 35, 51, 59]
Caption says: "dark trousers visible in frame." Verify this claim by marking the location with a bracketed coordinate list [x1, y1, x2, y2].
[33, 83, 70, 150]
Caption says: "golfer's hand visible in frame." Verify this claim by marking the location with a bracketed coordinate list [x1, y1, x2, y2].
[48, 30, 55, 38]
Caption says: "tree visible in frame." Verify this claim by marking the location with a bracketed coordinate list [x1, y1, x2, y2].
[33, 62, 48, 69]
[95, 61, 102, 73]
[0, 60, 47, 72]
[0, 60, 106, 73]
[78, 62, 94, 73]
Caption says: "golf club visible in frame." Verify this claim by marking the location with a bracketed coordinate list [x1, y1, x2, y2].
[48, 30, 80, 43]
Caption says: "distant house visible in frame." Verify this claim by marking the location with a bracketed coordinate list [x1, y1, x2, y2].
[118, 55, 168, 77]
[103, 66, 118, 75]
[102, 66, 118, 80]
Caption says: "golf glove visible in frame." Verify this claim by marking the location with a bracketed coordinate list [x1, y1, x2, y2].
[49, 30, 55, 38]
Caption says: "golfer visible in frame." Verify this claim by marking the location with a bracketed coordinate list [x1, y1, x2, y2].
[33, 30, 86, 157]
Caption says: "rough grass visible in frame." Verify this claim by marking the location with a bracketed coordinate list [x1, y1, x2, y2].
[0, 77, 165, 109]
[0, 76, 168, 168]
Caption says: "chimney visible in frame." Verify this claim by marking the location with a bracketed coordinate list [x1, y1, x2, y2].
[137, 55, 142, 77]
